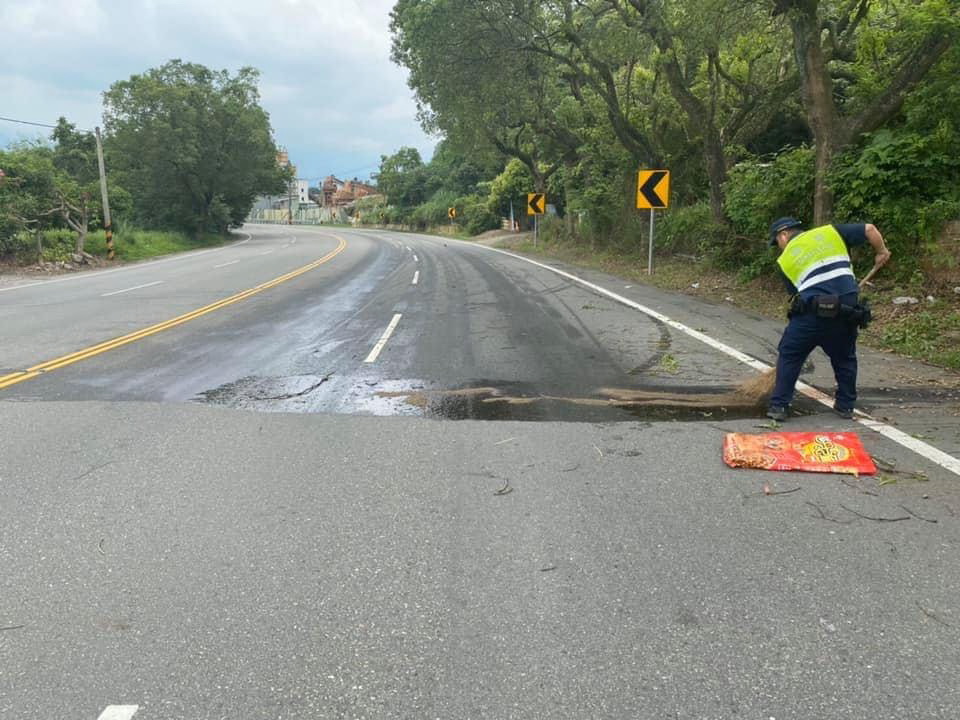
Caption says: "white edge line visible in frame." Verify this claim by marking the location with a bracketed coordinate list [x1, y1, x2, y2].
[213, 260, 240, 269]
[463, 241, 960, 478]
[101, 280, 164, 297]
[364, 313, 403, 364]
[412, 271, 420, 285]
[97, 705, 139, 720]
[259, 250, 275, 256]
[0, 233, 251, 294]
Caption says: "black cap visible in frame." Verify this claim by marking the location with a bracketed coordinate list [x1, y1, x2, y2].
[769, 217, 803, 246]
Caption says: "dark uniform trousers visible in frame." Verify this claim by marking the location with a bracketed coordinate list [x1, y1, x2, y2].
[771, 301, 858, 411]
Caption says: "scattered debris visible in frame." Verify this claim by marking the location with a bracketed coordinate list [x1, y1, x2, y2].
[97, 539, 106, 555]
[840, 477, 879, 496]
[899, 505, 938, 523]
[493, 437, 516, 446]
[493, 480, 513, 496]
[953, 286, 960, 295]
[561, 463, 580, 472]
[690, 282, 700, 289]
[819, 618, 838, 633]
[926, 295, 936, 303]
[917, 602, 951, 627]
[253, 372, 334, 401]
[805, 501, 853, 524]
[540, 565, 558, 572]
[0, 625, 25, 632]
[593, 444, 604, 458]
[839, 504, 911, 522]
[892, 296, 919, 305]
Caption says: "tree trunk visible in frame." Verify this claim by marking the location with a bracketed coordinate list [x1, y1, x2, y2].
[703, 132, 728, 224]
[786, 1, 839, 224]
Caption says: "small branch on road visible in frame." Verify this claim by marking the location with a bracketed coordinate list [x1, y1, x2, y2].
[0, 625, 25, 632]
[916, 602, 951, 627]
[805, 501, 854, 524]
[840, 504, 911, 522]
[255, 373, 334, 401]
[494, 437, 516, 446]
[69, 461, 115, 483]
[593, 444, 604, 458]
[840, 477, 879, 496]
[560, 463, 581, 473]
[899, 505, 938, 524]
[97, 538, 106, 555]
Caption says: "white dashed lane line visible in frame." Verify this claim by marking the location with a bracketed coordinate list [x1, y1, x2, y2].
[364, 313, 403, 364]
[413, 254, 419, 263]
[97, 706, 139, 720]
[412, 271, 420, 285]
[0, 233, 251, 294]
[101, 281, 164, 297]
[213, 260, 240, 269]
[259, 250, 275, 256]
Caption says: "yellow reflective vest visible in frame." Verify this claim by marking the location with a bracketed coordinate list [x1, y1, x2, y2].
[777, 225, 856, 295]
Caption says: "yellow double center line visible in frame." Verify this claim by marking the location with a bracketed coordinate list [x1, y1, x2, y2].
[0, 236, 347, 391]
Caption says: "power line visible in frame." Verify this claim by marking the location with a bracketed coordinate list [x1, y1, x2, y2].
[0, 115, 59, 130]
[0, 115, 93, 133]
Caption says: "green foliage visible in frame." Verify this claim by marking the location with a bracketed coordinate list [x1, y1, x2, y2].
[880, 309, 960, 369]
[457, 194, 500, 235]
[103, 60, 285, 236]
[725, 147, 815, 238]
[376, 146, 428, 207]
[656, 202, 731, 257]
[486, 159, 534, 220]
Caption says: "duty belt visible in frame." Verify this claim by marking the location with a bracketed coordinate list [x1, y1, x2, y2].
[788, 294, 872, 329]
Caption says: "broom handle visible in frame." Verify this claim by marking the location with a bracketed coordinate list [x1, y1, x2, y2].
[858, 265, 881, 288]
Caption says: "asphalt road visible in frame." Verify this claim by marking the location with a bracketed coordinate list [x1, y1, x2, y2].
[1, 224, 959, 719]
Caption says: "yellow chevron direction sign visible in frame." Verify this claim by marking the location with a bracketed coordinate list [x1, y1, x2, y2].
[636, 169, 670, 209]
[448, 207, 457, 219]
[527, 193, 546, 215]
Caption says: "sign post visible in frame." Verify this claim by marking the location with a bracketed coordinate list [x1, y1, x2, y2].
[636, 169, 670, 274]
[527, 192, 545, 246]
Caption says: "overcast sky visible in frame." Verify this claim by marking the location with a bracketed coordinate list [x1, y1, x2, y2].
[0, 0, 436, 183]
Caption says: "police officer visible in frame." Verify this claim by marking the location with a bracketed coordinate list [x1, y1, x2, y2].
[767, 217, 891, 421]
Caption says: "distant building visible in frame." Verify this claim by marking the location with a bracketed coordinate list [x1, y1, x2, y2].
[322, 176, 377, 208]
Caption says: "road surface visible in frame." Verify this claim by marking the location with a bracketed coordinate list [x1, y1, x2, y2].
[2, 224, 959, 719]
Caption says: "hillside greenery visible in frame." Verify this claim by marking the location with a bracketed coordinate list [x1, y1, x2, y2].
[367, 0, 960, 285]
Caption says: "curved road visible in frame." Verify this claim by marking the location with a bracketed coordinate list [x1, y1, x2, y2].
[2, 224, 959, 719]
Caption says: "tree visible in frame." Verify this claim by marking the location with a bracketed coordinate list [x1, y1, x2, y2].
[376, 146, 429, 207]
[50, 118, 102, 255]
[391, 0, 584, 192]
[773, 0, 960, 222]
[0, 144, 61, 260]
[102, 60, 287, 236]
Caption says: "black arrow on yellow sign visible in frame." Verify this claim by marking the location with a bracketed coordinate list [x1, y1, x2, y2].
[636, 170, 670, 209]
[527, 193, 545, 215]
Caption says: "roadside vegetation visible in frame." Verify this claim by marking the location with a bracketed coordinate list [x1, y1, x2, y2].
[0, 60, 288, 268]
[363, 0, 959, 369]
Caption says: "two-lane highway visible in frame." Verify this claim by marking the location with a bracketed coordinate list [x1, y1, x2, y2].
[0, 224, 750, 415]
[3, 224, 960, 719]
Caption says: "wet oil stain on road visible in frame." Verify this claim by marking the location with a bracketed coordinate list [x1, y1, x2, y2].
[195, 374, 819, 423]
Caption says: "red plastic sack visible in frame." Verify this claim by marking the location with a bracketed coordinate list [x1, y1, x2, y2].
[723, 431, 877, 476]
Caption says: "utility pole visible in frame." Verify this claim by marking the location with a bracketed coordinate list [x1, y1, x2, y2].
[94, 127, 114, 260]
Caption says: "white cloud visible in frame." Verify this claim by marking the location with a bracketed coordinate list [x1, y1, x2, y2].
[0, 0, 435, 181]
